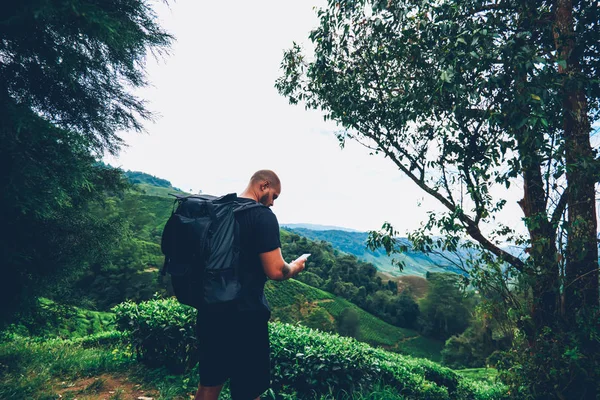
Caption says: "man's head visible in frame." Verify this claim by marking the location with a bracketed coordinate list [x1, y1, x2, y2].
[249, 170, 281, 207]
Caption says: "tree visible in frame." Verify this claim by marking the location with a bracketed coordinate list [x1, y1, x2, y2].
[418, 273, 473, 341]
[338, 307, 360, 338]
[0, 0, 172, 323]
[277, 0, 600, 397]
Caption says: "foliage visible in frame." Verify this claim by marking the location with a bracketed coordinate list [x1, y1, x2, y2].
[3, 298, 116, 340]
[0, 334, 131, 399]
[494, 310, 600, 400]
[418, 273, 474, 341]
[455, 368, 499, 383]
[276, 0, 600, 396]
[442, 302, 513, 369]
[305, 307, 337, 333]
[338, 307, 361, 337]
[124, 170, 175, 189]
[111, 297, 506, 399]
[266, 278, 443, 360]
[0, 0, 173, 325]
[0, 0, 173, 153]
[72, 190, 175, 309]
[281, 230, 422, 330]
[0, 125, 128, 323]
[112, 297, 198, 373]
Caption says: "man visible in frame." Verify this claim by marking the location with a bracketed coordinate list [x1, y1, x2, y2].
[194, 169, 307, 400]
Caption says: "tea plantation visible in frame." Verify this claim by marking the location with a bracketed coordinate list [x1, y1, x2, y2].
[0, 297, 506, 399]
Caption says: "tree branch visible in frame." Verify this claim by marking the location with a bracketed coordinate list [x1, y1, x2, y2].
[550, 188, 568, 228]
[356, 124, 527, 272]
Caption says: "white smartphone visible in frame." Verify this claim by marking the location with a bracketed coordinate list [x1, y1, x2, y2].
[299, 253, 311, 260]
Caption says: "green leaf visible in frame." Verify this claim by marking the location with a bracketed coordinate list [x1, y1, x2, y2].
[558, 59, 567, 69]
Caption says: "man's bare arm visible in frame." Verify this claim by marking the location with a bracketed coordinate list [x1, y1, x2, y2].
[259, 248, 306, 280]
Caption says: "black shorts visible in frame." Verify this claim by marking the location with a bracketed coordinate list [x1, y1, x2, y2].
[196, 310, 271, 400]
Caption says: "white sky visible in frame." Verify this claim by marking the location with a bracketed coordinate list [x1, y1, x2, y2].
[104, 0, 525, 235]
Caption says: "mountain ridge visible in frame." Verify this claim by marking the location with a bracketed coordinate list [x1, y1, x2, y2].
[282, 226, 472, 277]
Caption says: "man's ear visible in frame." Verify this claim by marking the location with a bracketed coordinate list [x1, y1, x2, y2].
[261, 181, 270, 191]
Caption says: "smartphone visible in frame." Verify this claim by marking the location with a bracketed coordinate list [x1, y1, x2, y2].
[299, 253, 311, 260]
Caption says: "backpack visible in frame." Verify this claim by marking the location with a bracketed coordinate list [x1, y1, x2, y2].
[160, 192, 265, 309]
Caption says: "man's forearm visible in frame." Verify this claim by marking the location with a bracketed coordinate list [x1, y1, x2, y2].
[279, 262, 301, 280]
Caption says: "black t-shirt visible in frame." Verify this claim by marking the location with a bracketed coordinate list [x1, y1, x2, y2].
[234, 197, 281, 318]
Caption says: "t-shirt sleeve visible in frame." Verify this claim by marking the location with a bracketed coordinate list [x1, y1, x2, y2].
[254, 209, 281, 254]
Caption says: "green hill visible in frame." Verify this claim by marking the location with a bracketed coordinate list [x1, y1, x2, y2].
[282, 226, 471, 277]
[265, 279, 443, 360]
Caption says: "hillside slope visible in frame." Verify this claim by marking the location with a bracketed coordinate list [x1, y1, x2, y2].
[283, 227, 472, 277]
[265, 279, 443, 360]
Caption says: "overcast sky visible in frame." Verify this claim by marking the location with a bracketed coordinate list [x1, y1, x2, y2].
[104, 0, 525, 235]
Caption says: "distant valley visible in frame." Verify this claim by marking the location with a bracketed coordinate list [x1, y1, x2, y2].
[281, 224, 471, 277]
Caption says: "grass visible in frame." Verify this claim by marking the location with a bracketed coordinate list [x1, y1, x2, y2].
[456, 368, 499, 382]
[131, 183, 189, 198]
[0, 336, 132, 399]
[265, 278, 334, 308]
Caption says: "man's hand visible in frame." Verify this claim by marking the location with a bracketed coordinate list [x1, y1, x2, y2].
[259, 248, 307, 280]
[284, 256, 307, 279]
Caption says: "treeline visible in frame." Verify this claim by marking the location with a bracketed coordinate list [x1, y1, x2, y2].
[123, 170, 178, 189]
[71, 191, 173, 310]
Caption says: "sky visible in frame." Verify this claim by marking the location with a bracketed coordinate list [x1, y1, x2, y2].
[104, 0, 525, 235]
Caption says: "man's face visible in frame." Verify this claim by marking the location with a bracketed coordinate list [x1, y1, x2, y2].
[259, 181, 281, 207]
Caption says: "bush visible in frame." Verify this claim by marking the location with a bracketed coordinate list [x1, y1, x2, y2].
[304, 307, 336, 333]
[112, 297, 197, 373]
[495, 314, 600, 400]
[269, 323, 388, 397]
[337, 307, 360, 338]
[113, 298, 508, 399]
[270, 323, 508, 399]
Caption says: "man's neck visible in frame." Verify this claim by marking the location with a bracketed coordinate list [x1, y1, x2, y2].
[238, 189, 259, 203]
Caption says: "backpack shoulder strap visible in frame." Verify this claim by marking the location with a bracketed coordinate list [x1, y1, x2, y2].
[233, 201, 268, 213]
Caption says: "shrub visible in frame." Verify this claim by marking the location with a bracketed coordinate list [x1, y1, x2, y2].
[337, 308, 360, 338]
[112, 297, 197, 373]
[304, 307, 336, 333]
[113, 298, 507, 399]
[269, 323, 388, 397]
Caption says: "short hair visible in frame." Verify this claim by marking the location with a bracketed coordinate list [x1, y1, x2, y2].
[250, 170, 280, 187]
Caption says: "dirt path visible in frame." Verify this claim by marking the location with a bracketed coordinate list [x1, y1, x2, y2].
[54, 374, 164, 400]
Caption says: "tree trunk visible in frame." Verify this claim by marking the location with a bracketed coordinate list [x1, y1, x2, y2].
[517, 144, 560, 333]
[554, 0, 600, 316]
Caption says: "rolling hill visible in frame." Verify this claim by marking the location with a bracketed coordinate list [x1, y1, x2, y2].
[265, 278, 443, 361]
[282, 226, 472, 277]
